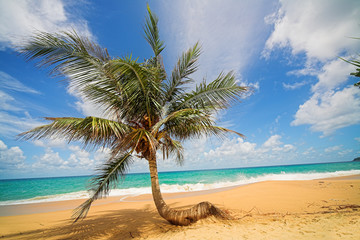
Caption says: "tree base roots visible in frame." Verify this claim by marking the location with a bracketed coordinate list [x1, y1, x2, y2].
[165, 201, 232, 226]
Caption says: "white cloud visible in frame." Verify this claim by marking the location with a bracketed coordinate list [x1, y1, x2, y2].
[67, 85, 108, 118]
[0, 90, 22, 111]
[33, 138, 66, 148]
[32, 148, 66, 169]
[282, 80, 308, 90]
[205, 138, 257, 158]
[291, 87, 360, 136]
[94, 147, 111, 164]
[0, 71, 40, 113]
[263, 134, 282, 148]
[325, 145, 342, 153]
[0, 0, 92, 49]
[67, 146, 92, 167]
[203, 135, 296, 166]
[0, 71, 40, 94]
[0, 0, 98, 118]
[264, 0, 360, 61]
[0, 72, 44, 138]
[312, 58, 355, 92]
[338, 149, 353, 156]
[303, 147, 316, 155]
[264, 0, 360, 136]
[74, 96, 107, 118]
[159, 0, 277, 83]
[32, 145, 105, 170]
[0, 111, 44, 137]
[0, 139, 26, 170]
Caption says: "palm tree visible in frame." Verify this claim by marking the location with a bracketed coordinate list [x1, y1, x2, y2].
[19, 5, 249, 226]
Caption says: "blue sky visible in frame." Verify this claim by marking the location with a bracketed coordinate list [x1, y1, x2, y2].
[0, 0, 359, 179]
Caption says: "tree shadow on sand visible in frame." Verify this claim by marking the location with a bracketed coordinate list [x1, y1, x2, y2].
[2, 204, 178, 240]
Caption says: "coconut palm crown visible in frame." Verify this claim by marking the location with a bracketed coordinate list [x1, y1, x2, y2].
[19, 6, 249, 225]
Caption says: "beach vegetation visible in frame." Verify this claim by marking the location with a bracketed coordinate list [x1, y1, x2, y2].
[18, 5, 249, 226]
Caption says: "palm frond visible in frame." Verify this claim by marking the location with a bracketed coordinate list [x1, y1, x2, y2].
[143, 4, 165, 58]
[72, 152, 133, 222]
[151, 108, 202, 134]
[109, 58, 163, 124]
[19, 30, 109, 78]
[175, 71, 249, 112]
[165, 42, 201, 101]
[110, 128, 159, 159]
[18, 117, 130, 149]
[161, 134, 184, 165]
[18, 31, 125, 111]
[157, 108, 244, 140]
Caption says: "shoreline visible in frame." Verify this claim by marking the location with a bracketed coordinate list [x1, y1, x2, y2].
[1, 174, 359, 217]
[0, 175, 359, 239]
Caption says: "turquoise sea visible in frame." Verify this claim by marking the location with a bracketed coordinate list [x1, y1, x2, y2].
[0, 161, 359, 205]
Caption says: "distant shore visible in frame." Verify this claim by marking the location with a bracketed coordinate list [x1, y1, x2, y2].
[0, 175, 359, 239]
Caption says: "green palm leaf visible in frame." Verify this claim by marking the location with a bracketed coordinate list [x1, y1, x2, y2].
[157, 108, 244, 140]
[176, 71, 249, 112]
[165, 42, 201, 102]
[18, 117, 130, 148]
[161, 134, 184, 165]
[19, 30, 110, 80]
[144, 4, 165, 58]
[72, 152, 133, 222]
[105, 57, 165, 125]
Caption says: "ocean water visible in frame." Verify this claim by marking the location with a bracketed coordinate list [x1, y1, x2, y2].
[0, 161, 359, 206]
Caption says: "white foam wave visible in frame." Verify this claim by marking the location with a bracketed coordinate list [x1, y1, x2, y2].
[0, 191, 90, 206]
[1, 169, 359, 206]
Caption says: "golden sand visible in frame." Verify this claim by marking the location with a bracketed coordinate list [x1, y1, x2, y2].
[0, 176, 359, 239]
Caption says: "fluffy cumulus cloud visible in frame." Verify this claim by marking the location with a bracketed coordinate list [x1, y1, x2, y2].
[32, 148, 66, 169]
[264, 0, 360, 136]
[0, 140, 26, 171]
[264, 0, 360, 61]
[203, 135, 296, 167]
[263, 134, 282, 148]
[67, 87, 108, 118]
[0, 139, 113, 177]
[32, 145, 111, 171]
[159, 0, 277, 84]
[0, 0, 92, 49]
[291, 59, 360, 136]
[291, 87, 360, 136]
[33, 138, 67, 148]
[312, 58, 356, 93]
[0, 0, 97, 120]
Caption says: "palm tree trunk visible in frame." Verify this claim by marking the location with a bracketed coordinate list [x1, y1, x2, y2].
[148, 154, 231, 226]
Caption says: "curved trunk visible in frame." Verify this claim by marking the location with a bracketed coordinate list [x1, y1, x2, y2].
[148, 154, 231, 226]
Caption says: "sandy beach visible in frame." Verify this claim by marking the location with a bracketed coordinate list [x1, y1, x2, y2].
[0, 175, 359, 240]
